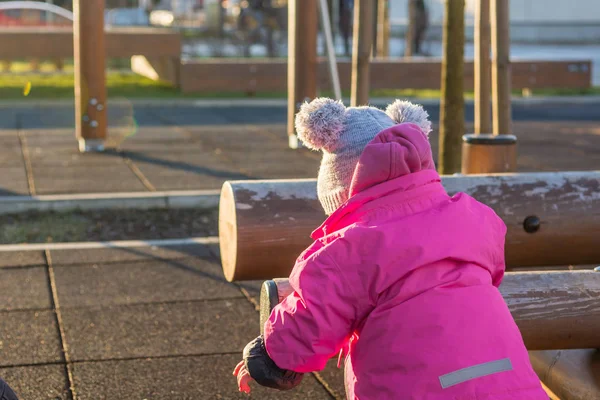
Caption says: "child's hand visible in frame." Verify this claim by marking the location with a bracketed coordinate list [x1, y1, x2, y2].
[233, 360, 254, 394]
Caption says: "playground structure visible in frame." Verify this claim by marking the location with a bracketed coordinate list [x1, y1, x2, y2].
[0, 0, 595, 153]
[214, 1, 600, 399]
[219, 174, 600, 400]
[218, 171, 600, 282]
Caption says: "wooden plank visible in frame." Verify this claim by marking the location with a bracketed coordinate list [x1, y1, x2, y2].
[181, 60, 287, 94]
[218, 172, 600, 282]
[180, 59, 592, 93]
[530, 349, 600, 400]
[73, 0, 107, 150]
[0, 27, 181, 58]
[260, 270, 600, 350]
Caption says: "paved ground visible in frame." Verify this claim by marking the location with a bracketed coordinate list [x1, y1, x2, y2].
[0, 244, 346, 399]
[0, 102, 599, 196]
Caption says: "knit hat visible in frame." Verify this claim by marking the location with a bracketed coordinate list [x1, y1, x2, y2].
[295, 98, 432, 215]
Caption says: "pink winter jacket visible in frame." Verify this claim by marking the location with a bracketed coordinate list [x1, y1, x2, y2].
[263, 123, 548, 399]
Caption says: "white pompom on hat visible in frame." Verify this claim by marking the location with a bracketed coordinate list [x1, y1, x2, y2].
[295, 98, 347, 152]
[385, 99, 432, 136]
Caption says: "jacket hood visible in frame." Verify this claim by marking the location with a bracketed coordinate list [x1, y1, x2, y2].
[349, 122, 436, 197]
[311, 123, 441, 240]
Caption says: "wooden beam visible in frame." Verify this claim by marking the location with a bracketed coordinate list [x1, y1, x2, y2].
[491, 0, 511, 135]
[260, 270, 600, 350]
[530, 349, 600, 400]
[218, 172, 600, 282]
[264, 270, 600, 349]
[178, 58, 592, 93]
[438, 0, 465, 174]
[73, 0, 107, 152]
[0, 27, 181, 58]
[351, 0, 375, 106]
[474, 0, 492, 134]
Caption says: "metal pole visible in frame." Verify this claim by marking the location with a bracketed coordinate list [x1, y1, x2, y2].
[318, 0, 342, 100]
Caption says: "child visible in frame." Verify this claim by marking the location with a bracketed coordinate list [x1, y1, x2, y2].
[233, 98, 548, 399]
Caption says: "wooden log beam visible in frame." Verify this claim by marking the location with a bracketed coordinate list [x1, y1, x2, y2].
[530, 349, 600, 400]
[0, 27, 181, 58]
[259, 270, 600, 350]
[219, 171, 600, 282]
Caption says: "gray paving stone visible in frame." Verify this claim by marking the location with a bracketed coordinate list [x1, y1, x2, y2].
[0, 252, 46, 268]
[0, 267, 52, 311]
[32, 165, 146, 194]
[0, 150, 26, 168]
[236, 280, 263, 306]
[317, 359, 346, 400]
[0, 136, 25, 168]
[53, 258, 242, 307]
[0, 310, 62, 366]
[229, 151, 318, 180]
[28, 146, 125, 167]
[61, 299, 259, 361]
[133, 161, 246, 191]
[0, 167, 29, 196]
[0, 364, 69, 400]
[49, 244, 215, 266]
[23, 130, 75, 147]
[71, 354, 333, 400]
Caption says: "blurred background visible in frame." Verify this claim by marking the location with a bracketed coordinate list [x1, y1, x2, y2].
[1, 0, 599, 68]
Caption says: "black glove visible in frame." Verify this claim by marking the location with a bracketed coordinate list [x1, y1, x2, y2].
[243, 335, 304, 391]
[0, 378, 18, 400]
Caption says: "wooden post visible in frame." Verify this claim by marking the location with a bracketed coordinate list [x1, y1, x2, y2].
[351, 0, 375, 106]
[438, 0, 465, 174]
[287, 0, 318, 149]
[404, 0, 416, 57]
[491, 0, 511, 135]
[461, 134, 516, 174]
[474, 0, 491, 134]
[377, 0, 390, 58]
[73, 0, 107, 152]
[218, 171, 600, 282]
